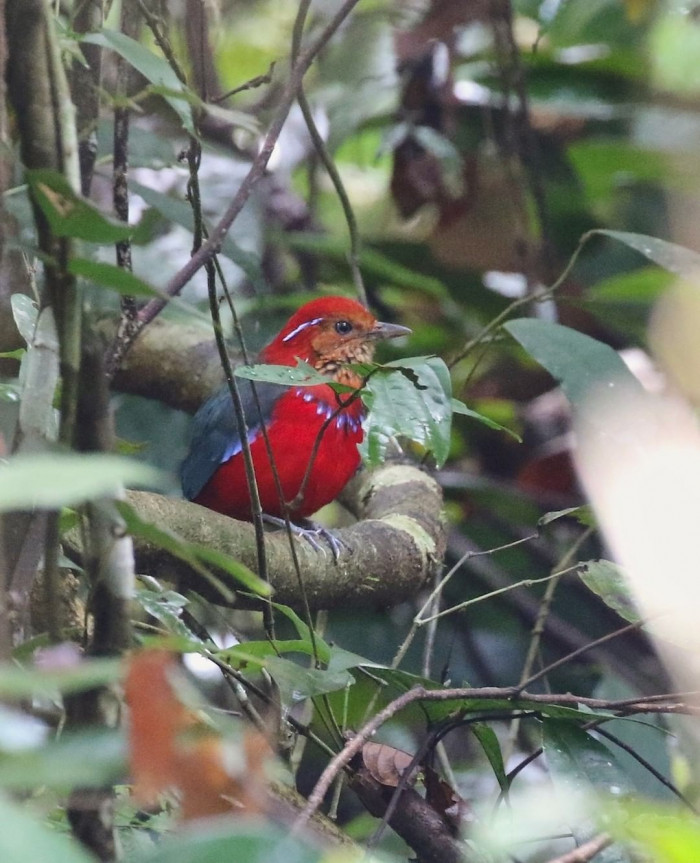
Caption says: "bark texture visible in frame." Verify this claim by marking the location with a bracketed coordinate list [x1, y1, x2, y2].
[118, 462, 445, 611]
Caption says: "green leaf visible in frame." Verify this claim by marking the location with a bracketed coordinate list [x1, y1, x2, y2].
[0, 349, 24, 360]
[0, 658, 122, 700]
[0, 454, 164, 511]
[0, 384, 20, 404]
[504, 319, 644, 412]
[360, 356, 453, 468]
[366, 667, 615, 724]
[264, 656, 354, 707]
[10, 294, 38, 343]
[539, 505, 596, 527]
[608, 800, 700, 862]
[82, 30, 194, 134]
[0, 729, 125, 790]
[578, 560, 640, 624]
[25, 169, 136, 244]
[0, 793, 95, 863]
[219, 639, 317, 667]
[69, 258, 211, 322]
[543, 719, 637, 863]
[69, 258, 158, 297]
[472, 723, 508, 793]
[234, 362, 329, 387]
[268, 601, 332, 664]
[594, 229, 700, 276]
[130, 821, 322, 863]
[117, 501, 270, 599]
[452, 399, 522, 440]
[134, 584, 205, 643]
[543, 718, 637, 796]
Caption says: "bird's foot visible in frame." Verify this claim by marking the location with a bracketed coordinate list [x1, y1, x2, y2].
[262, 515, 346, 561]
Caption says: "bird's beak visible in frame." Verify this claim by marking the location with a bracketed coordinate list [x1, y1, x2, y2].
[370, 321, 412, 340]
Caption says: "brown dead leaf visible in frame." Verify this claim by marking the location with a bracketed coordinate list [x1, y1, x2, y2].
[425, 765, 474, 835]
[125, 649, 271, 821]
[361, 741, 418, 787]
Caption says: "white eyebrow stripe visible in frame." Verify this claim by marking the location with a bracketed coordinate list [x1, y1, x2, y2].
[281, 317, 323, 342]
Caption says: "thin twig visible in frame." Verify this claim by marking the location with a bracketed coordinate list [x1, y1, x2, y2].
[123, 0, 363, 353]
[505, 529, 594, 760]
[293, 684, 697, 832]
[213, 61, 276, 102]
[517, 619, 645, 692]
[448, 229, 595, 369]
[543, 833, 612, 863]
[391, 532, 539, 668]
[517, 529, 593, 688]
[593, 726, 697, 813]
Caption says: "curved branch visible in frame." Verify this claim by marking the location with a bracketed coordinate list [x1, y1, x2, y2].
[125, 462, 445, 611]
[107, 318, 229, 414]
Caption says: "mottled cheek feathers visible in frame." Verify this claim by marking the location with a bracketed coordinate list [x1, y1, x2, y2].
[263, 296, 410, 381]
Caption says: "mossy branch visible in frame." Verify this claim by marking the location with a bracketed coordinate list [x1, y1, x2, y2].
[117, 463, 445, 612]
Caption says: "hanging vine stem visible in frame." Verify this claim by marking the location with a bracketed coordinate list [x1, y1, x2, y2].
[117, 0, 364, 357]
[503, 526, 594, 764]
[105, 0, 140, 379]
[489, 0, 556, 290]
[290, 0, 368, 307]
[391, 531, 539, 670]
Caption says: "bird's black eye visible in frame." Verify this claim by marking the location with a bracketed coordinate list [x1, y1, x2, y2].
[335, 320, 353, 335]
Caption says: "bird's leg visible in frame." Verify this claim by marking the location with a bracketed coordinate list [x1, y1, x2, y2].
[262, 515, 347, 561]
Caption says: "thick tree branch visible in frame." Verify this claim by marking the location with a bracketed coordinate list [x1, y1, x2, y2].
[119, 463, 444, 611]
[106, 318, 228, 414]
[351, 769, 466, 863]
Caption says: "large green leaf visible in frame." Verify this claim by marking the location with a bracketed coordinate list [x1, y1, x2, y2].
[82, 30, 194, 134]
[10, 294, 38, 343]
[264, 656, 354, 708]
[69, 258, 210, 322]
[0, 729, 125, 789]
[0, 658, 122, 699]
[578, 560, 640, 624]
[504, 319, 644, 411]
[472, 723, 508, 792]
[594, 230, 700, 276]
[26, 170, 141, 244]
[356, 667, 616, 724]
[131, 821, 322, 863]
[0, 794, 94, 863]
[360, 356, 453, 468]
[0, 454, 164, 511]
[543, 718, 636, 863]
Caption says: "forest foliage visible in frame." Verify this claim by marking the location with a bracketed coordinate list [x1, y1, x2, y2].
[2, 1, 700, 862]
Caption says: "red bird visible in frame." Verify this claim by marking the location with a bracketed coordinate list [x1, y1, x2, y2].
[181, 296, 410, 522]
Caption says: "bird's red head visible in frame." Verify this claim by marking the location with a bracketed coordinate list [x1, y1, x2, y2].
[262, 296, 410, 377]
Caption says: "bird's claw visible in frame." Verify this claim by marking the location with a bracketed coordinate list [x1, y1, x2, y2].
[262, 515, 347, 562]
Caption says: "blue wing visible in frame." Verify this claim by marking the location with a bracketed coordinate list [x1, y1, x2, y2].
[181, 379, 287, 500]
